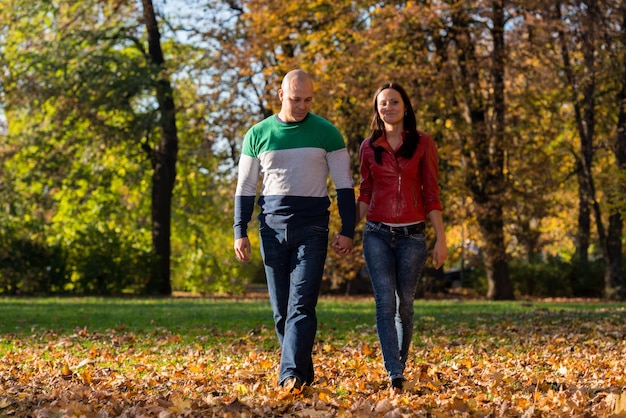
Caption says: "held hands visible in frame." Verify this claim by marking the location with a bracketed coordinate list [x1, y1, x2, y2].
[331, 234, 353, 256]
[236, 234, 353, 261]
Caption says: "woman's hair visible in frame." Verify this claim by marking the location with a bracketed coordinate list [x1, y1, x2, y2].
[369, 82, 420, 164]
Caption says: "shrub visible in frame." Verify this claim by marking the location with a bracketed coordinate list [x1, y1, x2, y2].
[0, 235, 67, 295]
[510, 256, 604, 298]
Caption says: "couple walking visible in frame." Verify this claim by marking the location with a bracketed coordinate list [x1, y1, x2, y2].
[233, 69, 447, 392]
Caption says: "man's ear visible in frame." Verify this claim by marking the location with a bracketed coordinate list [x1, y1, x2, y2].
[278, 88, 284, 101]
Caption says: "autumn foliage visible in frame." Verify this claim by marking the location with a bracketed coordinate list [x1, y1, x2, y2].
[1, 1, 624, 300]
[1, 297, 625, 417]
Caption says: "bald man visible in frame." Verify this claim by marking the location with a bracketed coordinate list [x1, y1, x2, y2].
[234, 69, 355, 391]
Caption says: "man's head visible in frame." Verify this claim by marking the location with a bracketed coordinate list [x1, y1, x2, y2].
[277, 69, 314, 122]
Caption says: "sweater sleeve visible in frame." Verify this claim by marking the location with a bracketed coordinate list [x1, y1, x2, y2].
[234, 154, 260, 239]
[336, 188, 356, 238]
[327, 147, 356, 239]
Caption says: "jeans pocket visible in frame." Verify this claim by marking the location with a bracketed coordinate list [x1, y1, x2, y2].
[363, 221, 376, 233]
[408, 232, 426, 242]
[309, 225, 329, 234]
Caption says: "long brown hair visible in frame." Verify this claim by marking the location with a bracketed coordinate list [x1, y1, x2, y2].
[369, 82, 420, 164]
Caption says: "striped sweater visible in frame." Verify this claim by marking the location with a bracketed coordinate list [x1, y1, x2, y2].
[234, 113, 356, 239]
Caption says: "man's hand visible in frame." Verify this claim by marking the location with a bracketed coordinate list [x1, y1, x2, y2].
[234, 237, 252, 262]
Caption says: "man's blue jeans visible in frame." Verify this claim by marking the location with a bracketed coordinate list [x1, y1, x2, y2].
[259, 223, 329, 386]
[362, 221, 427, 381]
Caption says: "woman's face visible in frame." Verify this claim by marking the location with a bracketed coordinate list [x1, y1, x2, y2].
[376, 88, 405, 126]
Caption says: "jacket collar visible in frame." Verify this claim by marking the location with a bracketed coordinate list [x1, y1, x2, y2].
[371, 131, 407, 153]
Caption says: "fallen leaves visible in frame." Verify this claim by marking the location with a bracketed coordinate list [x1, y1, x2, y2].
[0, 304, 625, 417]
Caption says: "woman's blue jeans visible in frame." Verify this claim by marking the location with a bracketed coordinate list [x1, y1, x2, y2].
[362, 221, 427, 381]
[259, 223, 329, 386]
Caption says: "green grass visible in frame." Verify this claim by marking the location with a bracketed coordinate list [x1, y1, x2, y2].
[0, 297, 272, 333]
[1, 296, 624, 346]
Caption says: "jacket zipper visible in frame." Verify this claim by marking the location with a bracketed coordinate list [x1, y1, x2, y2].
[396, 155, 402, 222]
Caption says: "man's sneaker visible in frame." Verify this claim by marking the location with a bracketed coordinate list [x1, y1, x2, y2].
[282, 376, 303, 393]
[391, 377, 405, 390]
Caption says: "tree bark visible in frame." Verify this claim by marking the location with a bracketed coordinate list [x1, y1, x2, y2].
[556, 0, 596, 266]
[486, 0, 513, 300]
[556, 0, 624, 299]
[452, 1, 514, 300]
[605, 3, 626, 300]
[142, 0, 178, 295]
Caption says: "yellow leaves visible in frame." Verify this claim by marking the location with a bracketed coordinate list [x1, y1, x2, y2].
[168, 393, 192, 415]
[608, 392, 626, 414]
[2, 305, 626, 417]
[0, 397, 13, 409]
[234, 383, 248, 395]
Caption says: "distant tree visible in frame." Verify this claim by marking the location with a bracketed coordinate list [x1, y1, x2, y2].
[0, 0, 179, 294]
[140, 0, 178, 295]
[553, 0, 624, 299]
[604, 1, 626, 299]
[424, 0, 514, 299]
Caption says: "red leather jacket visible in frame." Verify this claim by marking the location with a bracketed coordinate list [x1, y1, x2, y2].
[357, 130, 442, 224]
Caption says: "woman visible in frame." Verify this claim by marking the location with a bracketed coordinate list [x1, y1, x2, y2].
[355, 82, 447, 390]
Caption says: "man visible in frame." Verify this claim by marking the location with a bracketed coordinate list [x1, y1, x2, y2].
[234, 69, 355, 391]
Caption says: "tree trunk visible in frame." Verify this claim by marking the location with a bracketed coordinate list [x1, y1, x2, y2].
[575, 169, 591, 263]
[606, 214, 624, 299]
[487, 0, 513, 300]
[606, 5, 626, 300]
[142, 0, 178, 295]
[476, 198, 514, 300]
[556, 1, 624, 299]
[452, 1, 514, 300]
[556, 2, 593, 266]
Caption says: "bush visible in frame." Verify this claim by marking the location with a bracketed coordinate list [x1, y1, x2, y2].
[510, 256, 604, 298]
[0, 225, 157, 296]
[0, 235, 68, 295]
[62, 225, 156, 295]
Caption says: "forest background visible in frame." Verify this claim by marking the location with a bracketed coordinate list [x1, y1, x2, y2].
[0, 0, 624, 301]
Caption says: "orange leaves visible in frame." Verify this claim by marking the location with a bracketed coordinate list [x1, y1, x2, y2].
[168, 393, 192, 415]
[60, 364, 73, 380]
[2, 306, 626, 416]
[360, 341, 375, 357]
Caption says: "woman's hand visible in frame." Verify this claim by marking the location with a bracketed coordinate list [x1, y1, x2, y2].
[331, 234, 353, 255]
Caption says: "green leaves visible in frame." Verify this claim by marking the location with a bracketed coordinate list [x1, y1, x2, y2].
[1, 0, 625, 297]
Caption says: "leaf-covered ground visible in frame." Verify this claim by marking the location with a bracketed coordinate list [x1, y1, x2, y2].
[1, 299, 626, 417]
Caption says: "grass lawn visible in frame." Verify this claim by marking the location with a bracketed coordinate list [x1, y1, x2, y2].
[2, 295, 623, 337]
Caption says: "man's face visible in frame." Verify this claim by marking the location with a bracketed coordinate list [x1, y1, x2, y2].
[278, 79, 313, 122]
